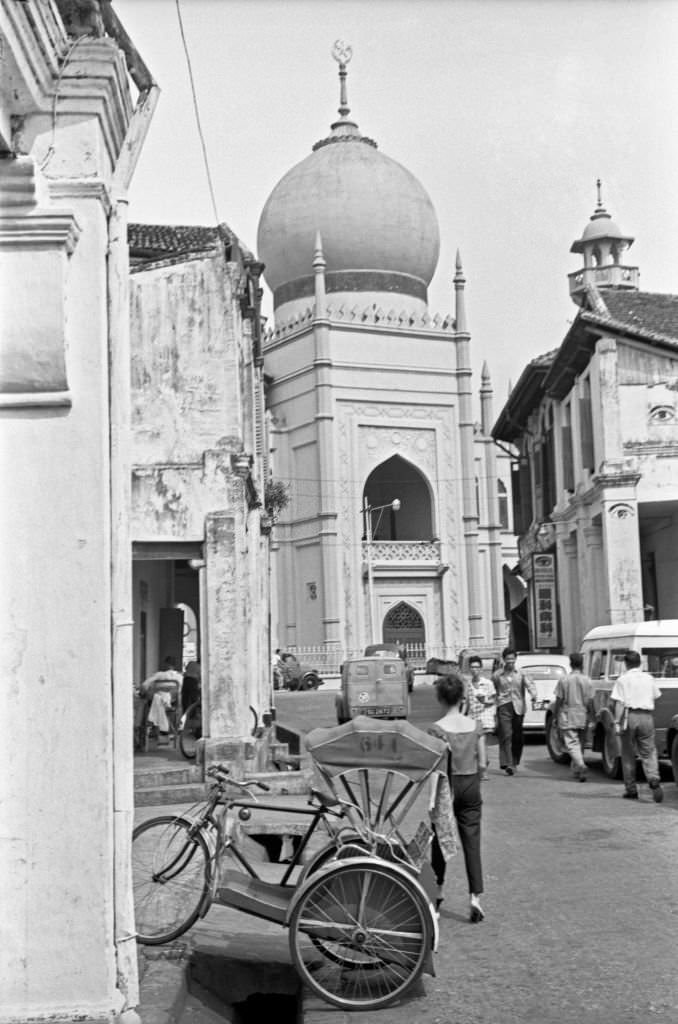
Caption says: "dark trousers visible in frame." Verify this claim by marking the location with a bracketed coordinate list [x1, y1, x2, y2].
[497, 702, 525, 768]
[431, 773, 483, 895]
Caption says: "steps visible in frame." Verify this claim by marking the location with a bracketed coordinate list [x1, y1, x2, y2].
[134, 764, 207, 807]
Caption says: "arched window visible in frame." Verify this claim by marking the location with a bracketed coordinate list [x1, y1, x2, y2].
[363, 456, 433, 540]
[382, 602, 425, 647]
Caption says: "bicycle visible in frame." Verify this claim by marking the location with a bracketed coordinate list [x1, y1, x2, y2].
[132, 719, 447, 1010]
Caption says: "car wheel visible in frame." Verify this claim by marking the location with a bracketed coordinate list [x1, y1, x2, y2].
[303, 672, 320, 690]
[601, 727, 622, 779]
[545, 715, 570, 765]
[671, 734, 678, 786]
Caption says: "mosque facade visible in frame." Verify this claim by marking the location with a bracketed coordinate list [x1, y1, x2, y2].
[258, 49, 518, 663]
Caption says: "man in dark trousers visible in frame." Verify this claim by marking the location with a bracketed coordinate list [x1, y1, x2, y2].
[552, 652, 594, 782]
[492, 647, 536, 776]
[611, 649, 663, 802]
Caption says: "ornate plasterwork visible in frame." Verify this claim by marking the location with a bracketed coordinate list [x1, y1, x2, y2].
[336, 401, 460, 649]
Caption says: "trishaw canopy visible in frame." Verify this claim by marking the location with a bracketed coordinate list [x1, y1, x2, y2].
[306, 716, 447, 778]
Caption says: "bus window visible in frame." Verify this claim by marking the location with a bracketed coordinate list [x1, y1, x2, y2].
[643, 648, 678, 678]
[609, 649, 627, 679]
[589, 649, 606, 680]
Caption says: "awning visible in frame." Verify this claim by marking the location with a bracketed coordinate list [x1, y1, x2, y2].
[503, 564, 527, 610]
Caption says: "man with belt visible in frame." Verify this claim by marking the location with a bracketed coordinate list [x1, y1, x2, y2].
[611, 649, 663, 803]
[492, 647, 537, 776]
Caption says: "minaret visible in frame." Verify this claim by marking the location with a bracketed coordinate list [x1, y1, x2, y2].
[481, 362, 506, 645]
[568, 180, 638, 305]
[312, 232, 340, 645]
[455, 251, 483, 644]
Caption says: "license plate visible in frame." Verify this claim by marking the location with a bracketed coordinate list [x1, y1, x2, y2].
[351, 706, 405, 716]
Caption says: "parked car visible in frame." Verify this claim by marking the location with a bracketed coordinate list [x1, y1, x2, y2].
[545, 621, 678, 777]
[279, 653, 324, 691]
[335, 656, 410, 725]
[668, 713, 678, 787]
[516, 653, 571, 734]
[364, 643, 414, 693]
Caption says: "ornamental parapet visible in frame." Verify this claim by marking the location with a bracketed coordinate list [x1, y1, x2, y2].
[363, 539, 441, 564]
[264, 304, 456, 346]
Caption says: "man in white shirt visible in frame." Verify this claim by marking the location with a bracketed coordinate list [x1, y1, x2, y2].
[610, 649, 663, 802]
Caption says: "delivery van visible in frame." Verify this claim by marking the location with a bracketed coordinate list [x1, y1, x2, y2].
[547, 620, 678, 778]
[335, 656, 410, 725]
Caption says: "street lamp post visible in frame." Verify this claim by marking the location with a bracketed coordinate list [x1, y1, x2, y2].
[363, 497, 401, 644]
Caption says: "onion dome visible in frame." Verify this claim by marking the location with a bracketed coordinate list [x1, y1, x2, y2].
[257, 44, 440, 312]
[570, 179, 633, 254]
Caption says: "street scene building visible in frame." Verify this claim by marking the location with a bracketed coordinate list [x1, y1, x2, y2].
[259, 52, 518, 665]
[0, 1, 158, 1020]
[128, 222, 272, 766]
[493, 185, 678, 652]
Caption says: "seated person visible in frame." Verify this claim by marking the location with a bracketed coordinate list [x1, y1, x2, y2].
[139, 656, 182, 738]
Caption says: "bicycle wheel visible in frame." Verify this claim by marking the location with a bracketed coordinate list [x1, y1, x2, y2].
[132, 815, 210, 944]
[288, 859, 432, 1010]
[179, 702, 202, 760]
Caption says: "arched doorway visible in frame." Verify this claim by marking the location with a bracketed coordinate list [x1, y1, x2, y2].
[382, 601, 425, 649]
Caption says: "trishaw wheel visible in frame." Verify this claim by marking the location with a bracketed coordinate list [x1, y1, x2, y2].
[288, 859, 432, 1010]
[132, 815, 210, 944]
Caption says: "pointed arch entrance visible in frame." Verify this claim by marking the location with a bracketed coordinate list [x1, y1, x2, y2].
[382, 601, 425, 647]
[363, 456, 433, 540]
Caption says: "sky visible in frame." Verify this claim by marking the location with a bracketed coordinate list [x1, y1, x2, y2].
[114, 0, 678, 408]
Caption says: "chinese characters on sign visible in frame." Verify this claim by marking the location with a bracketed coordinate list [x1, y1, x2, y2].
[532, 553, 559, 648]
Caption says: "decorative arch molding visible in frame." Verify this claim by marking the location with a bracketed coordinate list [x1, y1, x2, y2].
[382, 600, 426, 644]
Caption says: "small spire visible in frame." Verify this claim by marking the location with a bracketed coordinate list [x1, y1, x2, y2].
[596, 177, 603, 209]
[481, 361, 491, 385]
[313, 230, 326, 269]
[454, 249, 465, 285]
[591, 178, 610, 221]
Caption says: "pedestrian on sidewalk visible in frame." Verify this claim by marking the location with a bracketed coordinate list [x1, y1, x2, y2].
[552, 652, 594, 781]
[429, 673, 485, 923]
[611, 650, 664, 803]
[492, 647, 537, 775]
[465, 655, 496, 780]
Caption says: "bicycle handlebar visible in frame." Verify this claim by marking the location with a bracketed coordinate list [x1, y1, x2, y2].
[206, 763, 270, 791]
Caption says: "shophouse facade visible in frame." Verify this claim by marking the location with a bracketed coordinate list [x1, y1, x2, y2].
[493, 189, 678, 653]
[128, 224, 271, 766]
[0, 1, 157, 1020]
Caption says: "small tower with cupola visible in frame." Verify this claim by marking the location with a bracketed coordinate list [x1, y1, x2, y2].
[568, 180, 639, 305]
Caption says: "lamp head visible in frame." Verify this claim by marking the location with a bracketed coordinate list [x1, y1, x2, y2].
[391, 499, 401, 512]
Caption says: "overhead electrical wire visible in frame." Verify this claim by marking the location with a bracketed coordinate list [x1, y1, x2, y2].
[175, 0, 220, 225]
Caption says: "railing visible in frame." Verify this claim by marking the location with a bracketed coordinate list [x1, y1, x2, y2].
[286, 642, 460, 675]
[568, 264, 639, 298]
[362, 540, 441, 563]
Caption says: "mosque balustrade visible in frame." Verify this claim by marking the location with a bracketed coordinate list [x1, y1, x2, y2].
[568, 264, 638, 300]
[362, 539, 442, 565]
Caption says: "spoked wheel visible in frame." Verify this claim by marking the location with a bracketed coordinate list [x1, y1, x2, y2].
[179, 702, 202, 760]
[132, 815, 210, 944]
[288, 859, 432, 1010]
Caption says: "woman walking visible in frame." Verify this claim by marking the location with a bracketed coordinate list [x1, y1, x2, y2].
[429, 673, 485, 923]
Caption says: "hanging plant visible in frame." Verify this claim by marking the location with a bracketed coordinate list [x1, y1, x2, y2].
[264, 479, 290, 518]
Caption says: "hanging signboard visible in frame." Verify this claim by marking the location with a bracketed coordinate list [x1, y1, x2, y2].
[532, 553, 559, 649]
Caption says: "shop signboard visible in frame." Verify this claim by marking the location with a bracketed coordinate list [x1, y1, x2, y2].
[532, 552, 558, 648]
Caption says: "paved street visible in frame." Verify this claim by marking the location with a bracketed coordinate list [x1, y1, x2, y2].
[275, 684, 678, 1024]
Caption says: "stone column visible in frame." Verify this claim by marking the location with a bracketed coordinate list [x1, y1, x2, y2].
[480, 362, 506, 644]
[313, 234, 341, 646]
[202, 508, 248, 755]
[454, 252, 483, 643]
[599, 487, 644, 623]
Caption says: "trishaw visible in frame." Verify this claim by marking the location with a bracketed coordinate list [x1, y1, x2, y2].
[132, 717, 448, 1010]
